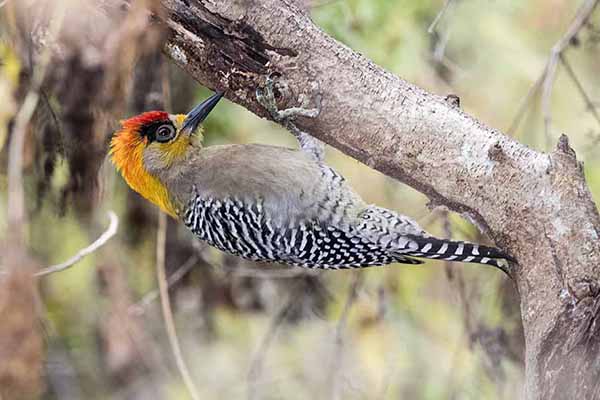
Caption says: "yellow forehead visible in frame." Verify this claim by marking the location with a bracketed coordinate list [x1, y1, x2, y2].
[156, 115, 190, 165]
[172, 114, 186, 128]
[169, 113, 204, 142]
[154, 113, 205, 166]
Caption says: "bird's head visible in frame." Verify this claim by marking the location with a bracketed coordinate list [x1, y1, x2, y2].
[110, 92, 222, 216]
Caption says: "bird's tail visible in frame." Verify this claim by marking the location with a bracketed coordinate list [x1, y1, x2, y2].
[396, 235, 515, 275]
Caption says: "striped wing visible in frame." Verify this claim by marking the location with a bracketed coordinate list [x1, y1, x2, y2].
[182, 196, 423, 269]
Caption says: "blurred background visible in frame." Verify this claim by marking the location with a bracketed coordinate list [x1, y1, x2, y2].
[0, 0, 599, 399]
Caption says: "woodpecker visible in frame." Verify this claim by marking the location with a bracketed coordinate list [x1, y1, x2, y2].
[110, 82, 514, 274]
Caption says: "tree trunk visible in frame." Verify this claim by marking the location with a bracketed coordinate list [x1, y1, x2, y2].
[159, 1, 600, 398]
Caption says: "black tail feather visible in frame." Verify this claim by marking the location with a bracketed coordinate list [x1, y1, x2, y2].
[399, 235, 515, 274]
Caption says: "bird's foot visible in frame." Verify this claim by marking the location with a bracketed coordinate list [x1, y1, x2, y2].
[256, 75, 324, 161]
[256, 75, 320, 122]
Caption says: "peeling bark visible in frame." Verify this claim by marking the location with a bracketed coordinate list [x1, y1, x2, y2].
[159, 1, 600, 398]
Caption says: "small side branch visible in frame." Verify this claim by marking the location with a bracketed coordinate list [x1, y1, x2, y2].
[247, 282, 303, 400]
[428, 0, 455, 34]
[6, 2, 67, 248]
[508, 0, 600, 140]
[33, 211, 119, 277]
[155, 212, 201, 400]
[129, 254, 199, 316]
[559, 53, 600, 129]
[329, 272, 362, 400]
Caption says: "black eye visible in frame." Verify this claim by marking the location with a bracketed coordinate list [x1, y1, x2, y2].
[155, 124, 175, 143]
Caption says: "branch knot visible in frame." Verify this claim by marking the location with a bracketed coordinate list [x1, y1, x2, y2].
[555, 134, 577, 159]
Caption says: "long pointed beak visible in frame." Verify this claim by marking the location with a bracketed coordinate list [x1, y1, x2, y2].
[181, 92, 223, 134]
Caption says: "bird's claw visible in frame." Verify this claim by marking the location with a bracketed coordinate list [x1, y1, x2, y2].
[256, 75, 324, 162]
[256, 75, 320, 123]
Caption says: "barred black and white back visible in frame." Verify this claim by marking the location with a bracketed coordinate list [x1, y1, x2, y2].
[182, 195, 514, 274]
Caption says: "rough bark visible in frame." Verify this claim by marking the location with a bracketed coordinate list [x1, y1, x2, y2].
[158, 1, 600, 398]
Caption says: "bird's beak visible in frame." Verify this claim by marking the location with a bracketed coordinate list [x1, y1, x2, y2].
[181, 92, 223, 135]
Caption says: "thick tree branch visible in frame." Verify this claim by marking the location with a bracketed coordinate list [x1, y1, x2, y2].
[158, 1, 600, 398]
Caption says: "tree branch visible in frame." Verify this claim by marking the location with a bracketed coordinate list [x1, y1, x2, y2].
[34, 211, 119, 277]
[128, 254, 198, 316]
[158, 1, 600, 398]
[329, 272, 362, 400]
[427, 0, 455, 34]
[507, 0, 600, 138]
[247, 281, 304, 400]
[156, 211, 201, 400]
[559, 53, 600, 129]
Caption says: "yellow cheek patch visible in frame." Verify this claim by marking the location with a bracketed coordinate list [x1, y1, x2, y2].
[157, 133, 190, 166]
[110, 129, 178, 217]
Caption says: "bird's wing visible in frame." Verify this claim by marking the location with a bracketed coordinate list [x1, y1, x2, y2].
[166, 144, 366, 227]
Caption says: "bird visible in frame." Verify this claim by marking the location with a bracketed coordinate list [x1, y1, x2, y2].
[109, 82, 514, 274]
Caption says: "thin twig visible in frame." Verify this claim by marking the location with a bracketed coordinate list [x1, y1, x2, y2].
[543, 0, 600, 143]
[506, 72, 545, 136]
[156, 213, 201, 400]
[428, 0, 454, 34]
[40, 89, 66, 158]
[128, 254, 199, 315]
[441, 211, 474, 343]
[441, 214, 509, 387]
[559, 53, 600, 128]
[432, 25, 453, 63]
[6, 2, 66, 250]
[7, 91, 40, 246]
[507, 0, 600, 140]
[247, 281, 305, 400]
[554, 0, 600, 54]
[427, 0, 458, 72]
[330, 272, 362, 400]
[541, 53, 559, 147]
[34, 211, 119, 277]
